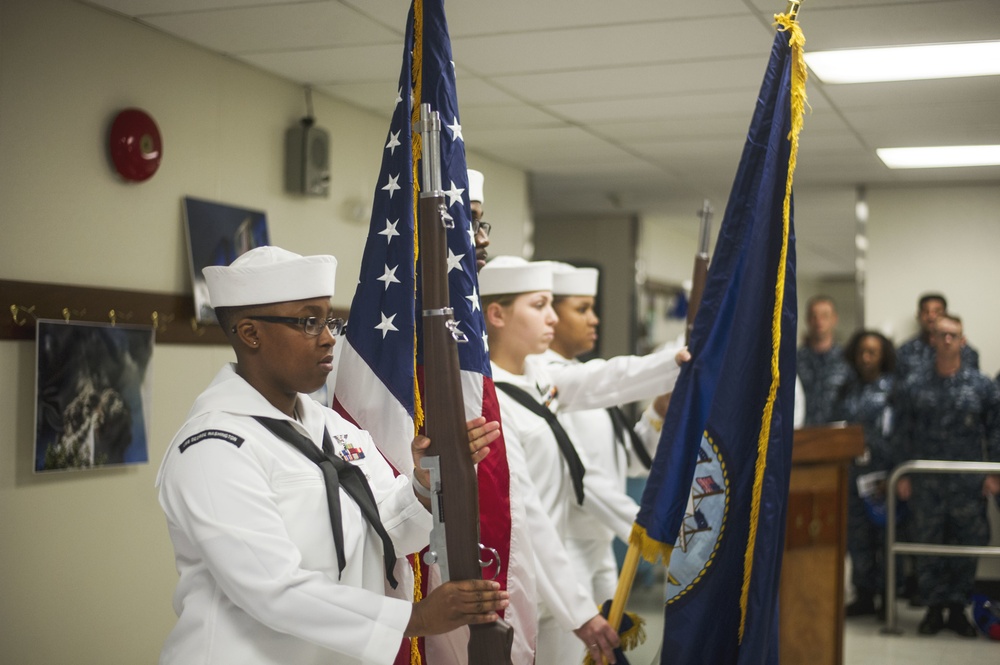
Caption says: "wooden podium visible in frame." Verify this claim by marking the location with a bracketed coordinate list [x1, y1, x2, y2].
[779, 424, 864, 665]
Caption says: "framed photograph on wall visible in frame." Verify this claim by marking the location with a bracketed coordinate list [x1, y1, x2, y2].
[34, 319, 154, 473]
[183, 196, 269, 323]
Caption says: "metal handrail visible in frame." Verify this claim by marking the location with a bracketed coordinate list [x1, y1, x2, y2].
[882, 459, 1000, 634]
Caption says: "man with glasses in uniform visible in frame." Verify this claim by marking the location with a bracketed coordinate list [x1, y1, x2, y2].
[468, 169, 491, 272]
[892, 314, 1000, 637]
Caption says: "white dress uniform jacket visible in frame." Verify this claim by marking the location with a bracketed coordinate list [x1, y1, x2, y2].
[541, 349, 671, 601]
[156, 364, 431, 665]
[493, 346, 682, 664]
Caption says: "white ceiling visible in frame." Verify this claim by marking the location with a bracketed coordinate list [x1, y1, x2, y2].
[79, 0, 1000, 278]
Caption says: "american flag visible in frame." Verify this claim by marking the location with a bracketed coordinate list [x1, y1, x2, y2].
[333, 1, 517, 662]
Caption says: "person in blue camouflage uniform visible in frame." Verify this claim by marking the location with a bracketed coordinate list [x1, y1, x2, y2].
[833, 330, 896, 618]
[892, 314, 1000, 637]
[797, 295, 851, 424]
[896, 293, 979, 380]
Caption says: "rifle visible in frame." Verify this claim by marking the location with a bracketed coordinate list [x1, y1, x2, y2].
[414, 103, 514, 664]
[685, 200, 713, 344]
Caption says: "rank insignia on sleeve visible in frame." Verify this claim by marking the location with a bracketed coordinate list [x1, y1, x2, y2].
[332, 433, 365, 461]
[179, 430, 245, 453]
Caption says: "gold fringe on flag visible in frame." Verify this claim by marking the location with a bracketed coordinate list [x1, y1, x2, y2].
[410, 9, 425, 664]
[737, 11, 807, 644]
[630, 522, 675, 567]
[410, 0, 424, 435]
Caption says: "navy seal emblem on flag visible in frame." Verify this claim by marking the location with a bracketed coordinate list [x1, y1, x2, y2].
[666, 431, 729, 603]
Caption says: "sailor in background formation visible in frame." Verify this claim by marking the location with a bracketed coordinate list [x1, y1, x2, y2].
[891, 313, 1000, 637]
[155, 246, 508, 665]
[797, 295, 851, 425]
[831, 330, 898, 619]
[896, 293, 979, 380]
[480, 256, 687, 665]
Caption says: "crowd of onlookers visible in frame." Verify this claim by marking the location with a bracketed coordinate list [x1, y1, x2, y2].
[796, 293, 1000, 638]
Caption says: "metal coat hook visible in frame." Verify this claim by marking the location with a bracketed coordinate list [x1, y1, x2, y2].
[61, 307, 86, 322]
[109, 309, 133, 326]
[151, 311, 175, 333]
[190, 316, 206, 336]
[10, 304, 36, 326]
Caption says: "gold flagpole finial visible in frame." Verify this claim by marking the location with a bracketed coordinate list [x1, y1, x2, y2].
[785, 0, 803, 20]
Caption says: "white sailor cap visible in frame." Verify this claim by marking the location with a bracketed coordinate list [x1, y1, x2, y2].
[547, 261, 599, 297]
[467, 169, 485, 204]
[203, 246, 337, 308]
[478, 256, 553, 296]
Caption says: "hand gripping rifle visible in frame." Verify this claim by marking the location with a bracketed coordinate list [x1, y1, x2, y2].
[414, 103, 514, 664]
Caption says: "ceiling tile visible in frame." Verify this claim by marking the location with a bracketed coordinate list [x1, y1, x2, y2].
[343, 0, 755, 35]
[451, 16, 772, 77]
[490, 56, 769, 105]
[793, 0, 1000, 50]
[240, 43, 404, 85]
[85, 0, 305, 15]
[141, 3, 399, 54]
[458, 105, 563, 132]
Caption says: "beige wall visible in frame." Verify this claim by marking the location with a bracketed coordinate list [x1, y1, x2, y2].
[866, 183, 1000, 377]
[0, 1, 529, 663]
[533, 213, 638, 358]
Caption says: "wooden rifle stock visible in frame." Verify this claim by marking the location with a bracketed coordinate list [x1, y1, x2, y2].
[415, 104, 513, 664]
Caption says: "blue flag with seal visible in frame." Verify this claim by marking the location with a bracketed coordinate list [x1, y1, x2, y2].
[629, 12, 806, 665]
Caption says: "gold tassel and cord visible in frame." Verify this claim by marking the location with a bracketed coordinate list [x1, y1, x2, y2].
[737, 11, 806, 643]
[410, 4, 425, 664]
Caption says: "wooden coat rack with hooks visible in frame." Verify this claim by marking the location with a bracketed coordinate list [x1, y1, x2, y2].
[2, 278, 228, 344]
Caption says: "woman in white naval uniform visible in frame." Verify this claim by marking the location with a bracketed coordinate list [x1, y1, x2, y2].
[539, 263, 687, 605]
[156, 247, 508, 665]
[480, 257, 685, 665]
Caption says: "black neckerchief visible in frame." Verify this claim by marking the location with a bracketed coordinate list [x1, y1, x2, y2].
[606, 405, 653, 470]
[494, 382, 586, 505]
[252, 416, 398, 588]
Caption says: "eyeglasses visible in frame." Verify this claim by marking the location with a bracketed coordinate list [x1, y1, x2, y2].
[239, 316, 345, 337]
[472, 219, 492, 237]
[935, 331, 961, 341]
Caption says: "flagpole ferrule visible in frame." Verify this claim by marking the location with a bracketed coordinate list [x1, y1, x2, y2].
[785, 0, 803, 20]
[697, 199, 713, 258]
[414, 103, 444, 197]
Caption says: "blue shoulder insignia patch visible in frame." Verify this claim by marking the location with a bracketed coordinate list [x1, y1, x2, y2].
[179, 429, 245, 453]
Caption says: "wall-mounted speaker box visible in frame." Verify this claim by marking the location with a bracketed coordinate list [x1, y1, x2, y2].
[285, 121, 330, 197]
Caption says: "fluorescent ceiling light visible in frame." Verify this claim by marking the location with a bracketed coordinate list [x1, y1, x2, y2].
[805, 41, 1000, 83]
[877, 145, 1000, 169]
